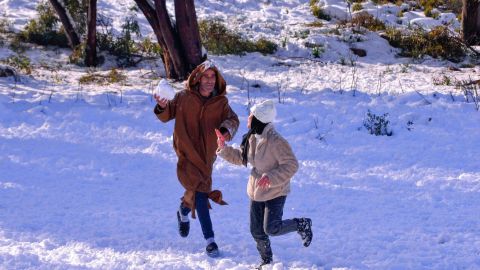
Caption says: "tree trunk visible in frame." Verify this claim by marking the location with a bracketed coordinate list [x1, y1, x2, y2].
[134, 0, 177, 78]
[85, 0, 97, 66]
[462, 0, 480, 45]
[477, 5, 480, 35]
[48, 0, 81, 49]
[135, 0, 203, 79]
[175, 0, 203, 71]
[155, 0, 187, 79]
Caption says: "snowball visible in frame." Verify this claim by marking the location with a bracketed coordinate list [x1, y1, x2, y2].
[155, 79, 176, 100]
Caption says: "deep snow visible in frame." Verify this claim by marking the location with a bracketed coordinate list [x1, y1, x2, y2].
[1, 0, 480, 269]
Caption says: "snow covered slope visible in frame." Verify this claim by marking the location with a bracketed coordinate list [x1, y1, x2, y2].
[1, 0, 480, 269]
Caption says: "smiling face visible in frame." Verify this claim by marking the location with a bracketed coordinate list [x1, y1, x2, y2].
[199, 69, 216, 97]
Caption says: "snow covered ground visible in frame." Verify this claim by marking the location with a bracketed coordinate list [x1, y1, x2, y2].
[1, 0, 480, 269]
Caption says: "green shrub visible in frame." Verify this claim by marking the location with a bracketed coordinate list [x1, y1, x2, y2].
[424, 7, 440, 19]
[444, 0, 462, 15]
[418, 0, 460, 17]
[254, 38, 277, 55]
[69, 43, 86, 65]
[16, 1, 69, 47]
[79, 68, 126, 85]
[0, 17, 12, 33]
[96, 13, 142, 67]
[199, 19, 276, 55]
[433, 74, 452, 85]
[382, 26, 466, 62]
[305, 21, 324, 28]
[107, 68, 127, 84]
[199, 19, 246, 55]
[139, 37, 163, 57]
[96, 14, 115, 52]
[352, 12, 386, 31]
[352, 3, 363, 11]
[4, 54, 32, 74]
[312, 46, 324, 58]
[420, 0, 440, 17]
[8, 37, 28, 53]
[460, 63, 476, 68]
[311, 5, 332, 21]
[363, 110, 393, 136]
[371, 0, 389, 5]
[111, 13, 141, 67]
[310, 0, 331, 20]
[294, 29, 310, 39]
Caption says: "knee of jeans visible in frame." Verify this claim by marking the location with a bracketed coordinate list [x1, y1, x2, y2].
[264, 224, 281, 236]
[250, 227, 262, 237]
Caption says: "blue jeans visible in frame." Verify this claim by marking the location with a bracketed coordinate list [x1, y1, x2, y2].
[250, 196, 298, 260]
[180, 192, 214, 240]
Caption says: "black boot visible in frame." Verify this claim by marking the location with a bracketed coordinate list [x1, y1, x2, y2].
[255, 239, 272, 268]
[206, 241, 219, 258]
[256, 257, 272, 269]
[176, 205, 190, 238]
[295, 218, 313, 247]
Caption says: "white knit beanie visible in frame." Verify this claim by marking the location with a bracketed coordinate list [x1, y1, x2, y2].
[251, 100, 276, 123]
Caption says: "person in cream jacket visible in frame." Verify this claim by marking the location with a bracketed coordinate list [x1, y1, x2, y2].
[216, 100, 313, 268]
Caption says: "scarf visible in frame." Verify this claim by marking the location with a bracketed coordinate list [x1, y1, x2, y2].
[240, 116, 268, 166]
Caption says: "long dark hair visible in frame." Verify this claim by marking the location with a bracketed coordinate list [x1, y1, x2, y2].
[240, 116, 268, 166]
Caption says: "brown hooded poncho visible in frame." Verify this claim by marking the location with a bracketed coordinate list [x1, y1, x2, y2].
[154, 61, 239, 217]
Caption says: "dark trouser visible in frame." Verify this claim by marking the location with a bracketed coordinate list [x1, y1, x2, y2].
[250, 196, 298, 261]
[180, 192, 214, 240]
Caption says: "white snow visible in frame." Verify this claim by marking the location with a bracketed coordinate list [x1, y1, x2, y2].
[155, 79, 176, 100]
[1, 0, 480, 269]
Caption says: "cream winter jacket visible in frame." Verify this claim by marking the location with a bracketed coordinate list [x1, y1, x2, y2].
[217, 124, 299, 202]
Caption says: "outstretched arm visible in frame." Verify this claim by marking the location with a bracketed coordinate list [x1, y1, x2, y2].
[153, 93, 178, 122]
[216, 145, 244, 166]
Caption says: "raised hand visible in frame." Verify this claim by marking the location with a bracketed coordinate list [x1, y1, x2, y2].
[154, 94, 168, 109]
[257, 175, 271, 190]
[215, 128, 225, 149]
[222, 131, 231, 141]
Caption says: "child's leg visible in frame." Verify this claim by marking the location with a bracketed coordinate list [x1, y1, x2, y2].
[264, 196, 298, 236]
[250, 200, 272, 263]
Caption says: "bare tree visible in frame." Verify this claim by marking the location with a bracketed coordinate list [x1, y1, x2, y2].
[47, 0, 97, 65]
[48, 0, 81, 49]
[155, 0, 187, 78]
[135, 0, 203, 79]
[48, 0, 203, 78]
[134, 0, 177, 78]
[85, 0, 97, 66]
[462, 0, 480, 45]
[175, 0, 203, 71]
